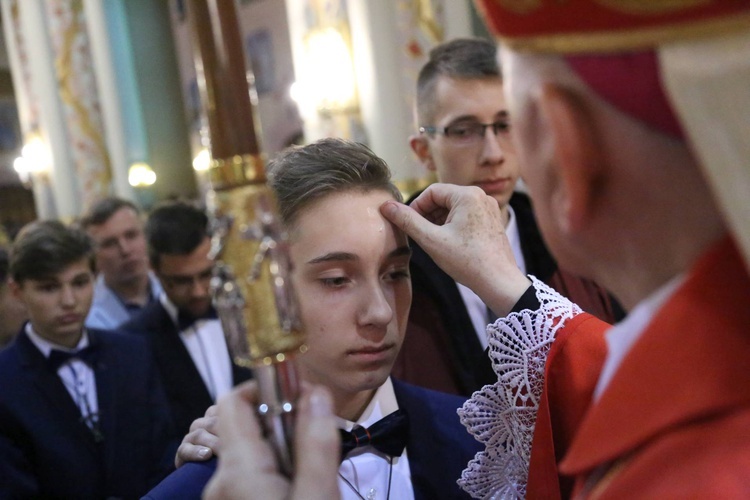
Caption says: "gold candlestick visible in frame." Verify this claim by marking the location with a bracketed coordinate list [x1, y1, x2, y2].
[185, 0, 305, 476]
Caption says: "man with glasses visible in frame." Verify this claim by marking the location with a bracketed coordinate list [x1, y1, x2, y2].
[394, 38, 622, 396]
[121, 200, 252, 438]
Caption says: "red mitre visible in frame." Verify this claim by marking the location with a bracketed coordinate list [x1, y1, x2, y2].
[473, 0, 750, 53]
[474, 0, 750, 138]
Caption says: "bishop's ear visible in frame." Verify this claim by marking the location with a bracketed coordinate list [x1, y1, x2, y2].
[538, 83, 605, 233]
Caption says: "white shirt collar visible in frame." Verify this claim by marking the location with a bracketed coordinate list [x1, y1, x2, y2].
[593, 273, 686, 400]
[159, 293, 181, 328]
[505, 203, 526, 275]
[25, 323, 90, 357]
[337, 377, 399, 431]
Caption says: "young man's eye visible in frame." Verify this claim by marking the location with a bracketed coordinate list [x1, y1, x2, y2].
[99, 239, 117, 250]
[72, 276, 92, 288]
[492, 120, 511, 133]
[447, 124, 477, 137]
[320, 277, 349, 288]
[124, 229, 141, 240]
[38, 283, 60, 292]
[385, 269, 410, 281]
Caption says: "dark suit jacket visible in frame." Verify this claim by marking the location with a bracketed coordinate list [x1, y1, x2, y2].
[143, 378, 482, 500]
[394, 191, 624, 396]
[0, 327, 175, 499]
[120, 301, 253, 437]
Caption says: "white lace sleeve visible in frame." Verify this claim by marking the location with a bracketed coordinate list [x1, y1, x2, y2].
[457, 276, 582, 499]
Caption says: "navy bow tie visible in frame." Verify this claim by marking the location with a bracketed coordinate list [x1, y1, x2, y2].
[47, 345, 98, 371]
[177, 306, 219, 331]
[340, 409, 409, 461]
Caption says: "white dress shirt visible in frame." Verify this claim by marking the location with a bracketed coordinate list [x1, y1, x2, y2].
[593, 274, 685, 400]
[160, 295, 233, 401]
[85, 271, 163, 330]
[26, 325, 99, 428]
[458, 204, 525, 350]
[337, 377, 414, 500]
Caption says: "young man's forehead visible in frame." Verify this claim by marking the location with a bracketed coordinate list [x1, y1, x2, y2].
[29, 260, 93, 280]
[433, 76, 505, 110]
[306, 245, 411, 266]
[90, 206, 141, 230]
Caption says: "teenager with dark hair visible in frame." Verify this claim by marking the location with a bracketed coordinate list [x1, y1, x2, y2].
[121, 200, 252, 438]
[0, 220, 175, 498]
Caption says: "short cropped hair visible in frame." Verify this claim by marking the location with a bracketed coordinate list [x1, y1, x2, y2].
[416, 37, 501, 125]
[10, 220, 94, 283]
[268, 138, 402, 228]
[80, 197, 140, 229]
[145, 200, 210, 270]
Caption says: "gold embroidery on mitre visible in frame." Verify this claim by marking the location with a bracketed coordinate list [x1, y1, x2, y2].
[496, 0, 543, 15]
[497, 11, 750, 53]
[595, 0, 711, 14]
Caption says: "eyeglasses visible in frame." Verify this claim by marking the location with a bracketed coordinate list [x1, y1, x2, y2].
[419, 119, 512, 147]
[159, 267, 213, 291]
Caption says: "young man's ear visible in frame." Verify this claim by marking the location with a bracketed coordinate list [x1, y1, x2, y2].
[539, 83, 605, 233]
[408, 135, 436, 172]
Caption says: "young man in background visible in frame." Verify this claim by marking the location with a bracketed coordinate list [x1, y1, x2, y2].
[0, 220, 175, 498]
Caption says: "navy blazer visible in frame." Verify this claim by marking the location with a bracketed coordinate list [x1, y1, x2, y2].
[143, 379, 482, 500]
[121, 300, 253, 437]
[0, 327, 176, 499]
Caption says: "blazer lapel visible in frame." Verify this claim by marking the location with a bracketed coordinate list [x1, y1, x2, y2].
[89, 330, 118, 478]
[17, 333, 100, 455]
[145, 305, 208, 399]
[394, 380, 463, 500]
[409, 240, 493, 392]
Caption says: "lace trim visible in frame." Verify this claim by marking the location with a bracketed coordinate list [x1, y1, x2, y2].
[457, 276, 582, 499]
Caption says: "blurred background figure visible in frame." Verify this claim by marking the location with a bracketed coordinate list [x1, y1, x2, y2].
[0, 245, 27, 348]
[120, 200, 252, 438]
[81, 197, 163, 330]
[0, 220, 175, 498]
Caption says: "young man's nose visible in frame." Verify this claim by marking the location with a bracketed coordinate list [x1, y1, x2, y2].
[479, 127, 506, 164]
[60, 285, 77, 307]
[116, 237, 131, 255]
[359, 282, 394, 327]
[189, 278, 210, 298]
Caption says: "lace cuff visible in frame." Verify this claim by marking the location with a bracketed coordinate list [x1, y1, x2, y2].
[457, 276, 582, 499]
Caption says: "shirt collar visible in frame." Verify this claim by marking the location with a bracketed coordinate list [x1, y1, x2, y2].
[159, 293, 181, 328]
[593, 273, 686, 400]
[25, 323, 90, 358]
[504, 203, 526, 275]
[337, 377, 399, 431]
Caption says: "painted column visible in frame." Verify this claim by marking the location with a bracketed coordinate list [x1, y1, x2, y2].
[82, 0, 136, 201]
[44, 0, 112, 214]
[1, 0, 112, 219]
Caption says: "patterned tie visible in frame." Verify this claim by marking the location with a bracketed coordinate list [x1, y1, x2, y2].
[177, 306, 219, 331]
[340, 409, 409, 461]
[47, 345, 98, 371]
